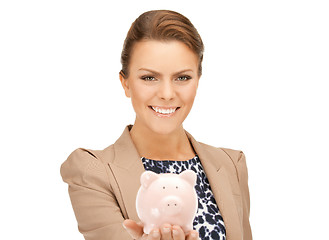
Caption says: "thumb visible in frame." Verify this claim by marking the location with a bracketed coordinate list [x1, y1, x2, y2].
[123, 219, 144, 239]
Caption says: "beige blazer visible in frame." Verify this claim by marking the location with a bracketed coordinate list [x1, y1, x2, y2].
[60, 124, 252, 240]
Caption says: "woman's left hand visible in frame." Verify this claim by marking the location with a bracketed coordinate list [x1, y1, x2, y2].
[123, 219, 199, 240]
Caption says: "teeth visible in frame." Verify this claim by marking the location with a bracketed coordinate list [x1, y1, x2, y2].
[151, 106, 177, 114]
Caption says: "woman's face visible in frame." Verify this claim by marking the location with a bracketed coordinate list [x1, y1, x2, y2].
[120, 40, 200, 135]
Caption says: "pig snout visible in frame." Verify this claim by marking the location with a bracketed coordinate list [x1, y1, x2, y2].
[161, 196, 183, 216]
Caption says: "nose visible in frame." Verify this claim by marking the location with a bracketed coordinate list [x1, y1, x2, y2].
[166, 200, 179, 208]
[158, 79, 175, 100]
[162, 196, 182, 215]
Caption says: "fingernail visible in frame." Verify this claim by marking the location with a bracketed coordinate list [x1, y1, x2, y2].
[173, 229, 178, 236]
[163, 227, 170, 233]
[122, 223, 127, 229]
[191, 232, 197, 238]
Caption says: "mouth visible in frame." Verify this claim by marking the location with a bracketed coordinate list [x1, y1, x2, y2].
[148, 106, 180, 116]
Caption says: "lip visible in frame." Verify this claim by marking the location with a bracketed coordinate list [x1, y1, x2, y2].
[149, 105, 180, 109]
[148, 106, 180, 118]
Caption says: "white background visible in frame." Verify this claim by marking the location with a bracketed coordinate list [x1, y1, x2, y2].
[1, 0, 328, 239]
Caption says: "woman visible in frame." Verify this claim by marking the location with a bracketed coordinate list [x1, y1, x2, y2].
[60, 10, 252, 240]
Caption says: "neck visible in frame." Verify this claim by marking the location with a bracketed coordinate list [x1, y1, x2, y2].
[129, 122, 195, 161]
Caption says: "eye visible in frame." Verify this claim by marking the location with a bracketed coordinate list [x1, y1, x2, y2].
[141, 75, 156, 81]
[163, 186, 166, 189]
[176, 186, 178, 189]
[177, 75, 191, 81]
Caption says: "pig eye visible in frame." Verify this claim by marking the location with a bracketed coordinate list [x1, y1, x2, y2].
[163, 186, 165, 189]
[176, 186, 178, 189]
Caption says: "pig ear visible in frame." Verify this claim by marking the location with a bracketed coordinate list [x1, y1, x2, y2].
[140, 171, 159, 189]
[180, 170, 197, 186]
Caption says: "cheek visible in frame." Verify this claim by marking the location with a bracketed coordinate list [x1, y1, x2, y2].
[130, 83, 153, 106]
[179, 84, 198, 104]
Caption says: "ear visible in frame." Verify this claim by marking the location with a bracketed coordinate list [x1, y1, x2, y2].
[140, 171, 159, 189]
[119, 72, 131, 98]
[180, 170, 197, 186]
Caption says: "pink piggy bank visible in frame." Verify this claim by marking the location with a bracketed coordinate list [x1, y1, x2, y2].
[136, 170, 198, 234]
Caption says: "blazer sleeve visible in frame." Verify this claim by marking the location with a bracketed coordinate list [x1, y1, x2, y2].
[60, 148, 132, 240]
[236, 151, 252, 240]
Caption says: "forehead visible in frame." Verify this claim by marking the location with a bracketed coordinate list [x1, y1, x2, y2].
[129, 40, 199, 72]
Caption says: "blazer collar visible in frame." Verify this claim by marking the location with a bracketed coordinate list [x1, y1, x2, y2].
[111, 124, 221, 169]
[110, 124, 242, 239]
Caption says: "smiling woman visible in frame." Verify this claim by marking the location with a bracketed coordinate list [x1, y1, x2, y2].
[60, 9, 252, 240]
[120, 40, 199, 137]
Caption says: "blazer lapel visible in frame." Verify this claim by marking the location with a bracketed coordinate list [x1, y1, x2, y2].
[109, 125, 242, 239]
[108, 124, 145, 221]
[185, 130, 243, 240]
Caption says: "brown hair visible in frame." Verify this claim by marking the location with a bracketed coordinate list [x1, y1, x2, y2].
[120, 10, 204, 78]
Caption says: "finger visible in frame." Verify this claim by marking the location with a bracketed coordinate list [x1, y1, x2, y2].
[122, 219, 144, 239]
[160, 224, 173, 240]
[141, 233, 149, 240]
[172, 225, 185, 240]
[186, 230, 199, 240]
[147, 228, 161, 240]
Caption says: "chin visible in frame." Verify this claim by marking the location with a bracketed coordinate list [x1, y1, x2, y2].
[148, 121, 182, 135]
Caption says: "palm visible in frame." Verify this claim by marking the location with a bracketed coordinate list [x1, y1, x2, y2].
[123, 219, 199, 240]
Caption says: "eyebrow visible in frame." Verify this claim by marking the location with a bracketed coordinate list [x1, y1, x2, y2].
[138, 68, 193, 76]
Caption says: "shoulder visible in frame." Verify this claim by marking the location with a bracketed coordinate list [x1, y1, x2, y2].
[60, 143, 115, 171]
[220, 147, 244, 164]
[60, 146, 114, 191]
[60, 148, 98, 178]
[197, 141, 247, 181]
[198, 141, 245, 166]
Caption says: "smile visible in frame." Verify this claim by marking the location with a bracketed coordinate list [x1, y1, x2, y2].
[148, 106, 180, 117]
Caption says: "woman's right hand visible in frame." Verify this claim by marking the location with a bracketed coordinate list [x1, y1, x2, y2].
[122, 219, 199, 240]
